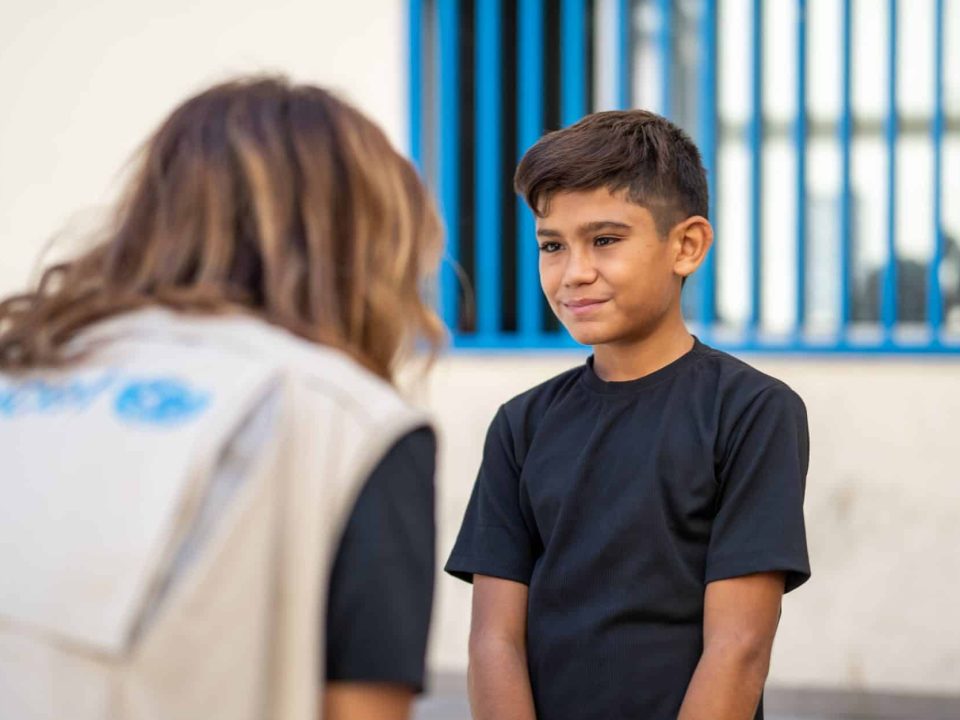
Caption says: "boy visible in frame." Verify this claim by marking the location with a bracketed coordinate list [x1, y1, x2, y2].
[445, 111, 810, 720]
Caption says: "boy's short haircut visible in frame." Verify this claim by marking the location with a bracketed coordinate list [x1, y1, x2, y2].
[514, 110, 709, 236]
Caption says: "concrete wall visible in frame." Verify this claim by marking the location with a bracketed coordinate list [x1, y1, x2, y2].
[420, 354, 960, 695]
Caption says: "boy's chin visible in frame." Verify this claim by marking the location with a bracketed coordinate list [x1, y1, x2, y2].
[563, 324, 621, 347]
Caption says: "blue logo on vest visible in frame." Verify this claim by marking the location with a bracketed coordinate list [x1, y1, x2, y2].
[114, 379, 210, 425]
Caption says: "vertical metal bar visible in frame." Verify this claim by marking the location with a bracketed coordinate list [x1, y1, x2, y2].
[749, 0, 763, 332]
[795, 0, 807, 333]
[930, 0, 945, 333]
[618, 0, 631, 109]
[657, 0, 672, 117]
[594, 0, 619, 111]
[409, 0, 423, 168]
[562, 0, 587, 125]
[881, 0, 898, 333]
[438, 0, 460, 332]
[840, 0, 853, 328]
[698, 0, 718, 326]
[518, 0, 544, 338]
[476, 0, 501, 338]
[559, 0, 586, 345]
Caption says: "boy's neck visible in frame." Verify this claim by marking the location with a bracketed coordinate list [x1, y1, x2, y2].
[591, 320, 695, 382]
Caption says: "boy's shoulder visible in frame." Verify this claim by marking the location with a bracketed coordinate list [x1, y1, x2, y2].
[693, 344, 807, 443]
[695, 341, 805, 407]
[497, 360, 587, 427]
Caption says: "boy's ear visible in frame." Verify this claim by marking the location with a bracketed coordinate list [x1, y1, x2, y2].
[670, 216, 713, 279]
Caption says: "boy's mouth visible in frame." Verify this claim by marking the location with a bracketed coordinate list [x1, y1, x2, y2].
[560, 298, 610, 317]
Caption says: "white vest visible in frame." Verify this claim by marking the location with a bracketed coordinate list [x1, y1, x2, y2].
[0, 308, 430, 720]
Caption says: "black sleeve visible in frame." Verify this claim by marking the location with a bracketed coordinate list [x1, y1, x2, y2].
[324, 426, 436, 692]
[705, 384, 811, 593]
[444, 406, 536, 585]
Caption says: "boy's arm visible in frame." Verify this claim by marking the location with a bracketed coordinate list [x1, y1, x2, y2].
[468, 574, 537, 720]
[677, 571, 785, 720]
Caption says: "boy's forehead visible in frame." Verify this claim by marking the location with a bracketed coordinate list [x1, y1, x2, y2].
[535, 188, 655, 228]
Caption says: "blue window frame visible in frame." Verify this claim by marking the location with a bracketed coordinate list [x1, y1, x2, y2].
[409, 0, 960, 354]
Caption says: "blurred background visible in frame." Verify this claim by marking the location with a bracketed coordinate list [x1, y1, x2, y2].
[1, 1, 958, 718]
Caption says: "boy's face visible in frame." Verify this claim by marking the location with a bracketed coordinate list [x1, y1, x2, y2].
[536, 187, 683, 347]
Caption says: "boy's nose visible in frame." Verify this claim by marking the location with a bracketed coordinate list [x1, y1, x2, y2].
[561, 251, 598, 288]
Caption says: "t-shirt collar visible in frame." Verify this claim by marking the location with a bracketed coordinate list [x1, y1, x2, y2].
[581, 337, 706, 395]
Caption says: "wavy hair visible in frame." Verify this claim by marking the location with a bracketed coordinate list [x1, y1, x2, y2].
[0, 77, 444, 381]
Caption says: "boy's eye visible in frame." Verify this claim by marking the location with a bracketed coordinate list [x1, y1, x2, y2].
[539, 241, 562, 253]
[594, 236, 620, 247]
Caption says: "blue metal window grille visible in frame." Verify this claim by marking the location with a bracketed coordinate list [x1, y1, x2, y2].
[409, 0, 960, 353]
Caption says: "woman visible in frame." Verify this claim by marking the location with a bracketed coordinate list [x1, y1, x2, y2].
[0, 77, 443, 720]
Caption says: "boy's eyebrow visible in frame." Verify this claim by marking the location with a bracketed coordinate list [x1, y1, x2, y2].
[578, 220, 632, 234]
[536, 227, 563, 238]
[536, 220, 632, 238]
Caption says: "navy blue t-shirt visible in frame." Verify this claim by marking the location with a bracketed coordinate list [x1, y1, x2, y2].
[446, 339, 810, 720]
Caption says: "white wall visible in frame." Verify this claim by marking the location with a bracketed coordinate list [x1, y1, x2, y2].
[0, 0, 407, 294]
[422, 354, 960, 695]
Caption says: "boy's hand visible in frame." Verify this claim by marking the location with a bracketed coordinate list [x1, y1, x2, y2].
[677, 571, 786, 720]
[468, 574, 538, 720]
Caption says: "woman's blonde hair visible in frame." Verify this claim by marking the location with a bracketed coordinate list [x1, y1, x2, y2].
[0, 77, 444, 381]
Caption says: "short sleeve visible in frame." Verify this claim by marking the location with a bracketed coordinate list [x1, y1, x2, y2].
[705, 384, 811, 593]
[324, 427, 436, 692]
[444, 406, 536, 585]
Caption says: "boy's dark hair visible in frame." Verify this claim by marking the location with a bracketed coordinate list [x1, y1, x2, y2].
[514, 110, 708, 236]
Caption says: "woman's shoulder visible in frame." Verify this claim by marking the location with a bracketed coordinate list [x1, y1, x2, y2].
[80, 307, 420, 423]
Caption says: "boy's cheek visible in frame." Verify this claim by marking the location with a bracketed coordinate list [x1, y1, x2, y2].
[538, 271, 560, 301]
